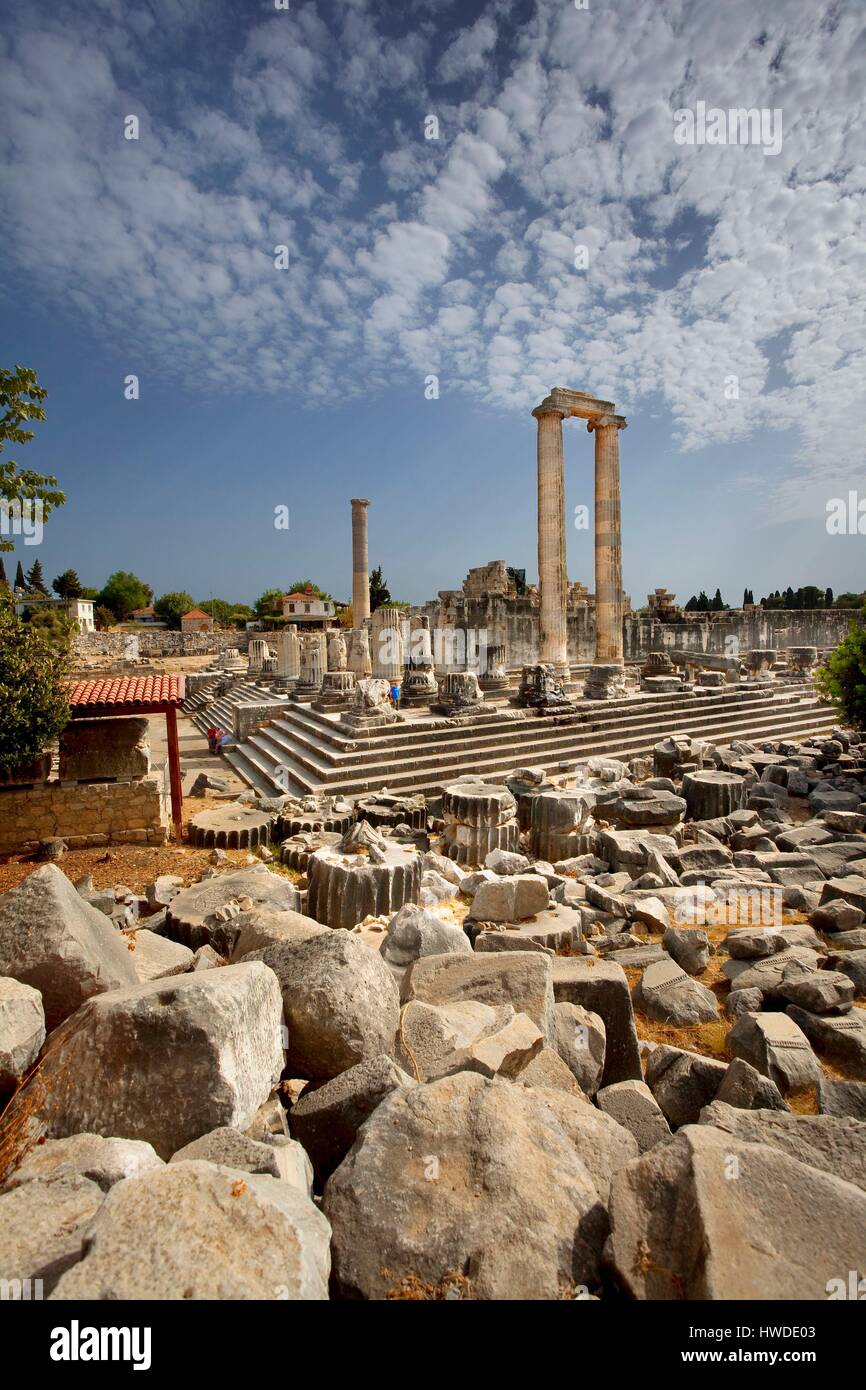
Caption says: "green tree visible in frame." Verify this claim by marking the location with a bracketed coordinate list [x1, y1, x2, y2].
[0, 556, 7, 590]
[199, 598, 234, 626]
[14, 560, 25, 590]
[0, 366, 65, 553]
[25, 557, 49, 595]
[154, 591, 195, 629]
[254, 588, 285, 618]
[25, 605, 72, 647]
[98, 571, 150, 622]
[825, 588, 834, 608]
[816, 608, 866, 729]
[228, 604, 255, 628]
[53, 568, 83, 599]
[284, 580, 334, 602]
[0, 590, 71, 770]
[94, 605, 115, 630]
[369, 566, 390, 612]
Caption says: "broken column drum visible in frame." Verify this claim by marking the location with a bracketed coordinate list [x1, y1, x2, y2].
[787, 646, 817, 675]
[440, 781, 519, 866]
[401, 615, 438, 707]
[346, 627, 372, 678]
[247, 638, 270, 675]
[517, 663, 570, 709]
[479, 644, 509, 694]
[682, 771, 747, 821]
[306, 821, 421, 929]
[297, 634, 326, 694]
[327, 631, 348, 672]
[435, 671, 485, 716]
[747, 649, 777, 678]
[529, 790, 593, 862]
[313, 670, 356, 712]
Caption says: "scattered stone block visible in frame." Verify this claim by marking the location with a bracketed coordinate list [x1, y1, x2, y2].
[166, 866, 302, 951]
[714, 1057, 788, 1111]
[468, 874, 549, 923]
[3, 1133, 163, 1193]
[129, 929, 194, 982]
[169, 1127, 313, 1194]
[553, 1002, 606, 1095]
[0, 1173, 104, 1294]
[634, 958, 719, 1025]
[252, 931, 400, 1081]
[606, 1124, 866, 1299]
[644, 1044, 728, 1127]
[379, 904, 471, 972]
[663, 925, 710, 974]
[728, 1011, 820, 1096]
[9, 963, 285, 1158]
[289, 1055, 414, 1180]
[323, 1072, 612, 1300]
[551, 957, 641, 1085]
[597, 1079, 671, 1152]
[0, 976, 45, 1092]
[699, 1100, 866, 1193]
[402, 950, 555, 1045]
[786, 1004, 866, 1080]
[0, 864, 138, 1031]
[50, 1161, 331, 1300]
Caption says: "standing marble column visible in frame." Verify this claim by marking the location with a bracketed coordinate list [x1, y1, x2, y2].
[584, 413, 627, 698]
[351, 498, 370, 627]
[370, 606, 405, 682]
[532, 403, 568, 673]
[275, 627, 300, 681]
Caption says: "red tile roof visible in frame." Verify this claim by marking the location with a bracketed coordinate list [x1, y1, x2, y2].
[181, 608, 211, 620]
[67, 676, 185, 709]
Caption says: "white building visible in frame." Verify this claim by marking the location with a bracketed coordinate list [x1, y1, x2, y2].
[281, 586, 335, 628]
[14, 594, 95, 632]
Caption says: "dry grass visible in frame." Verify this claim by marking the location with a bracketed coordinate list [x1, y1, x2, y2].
[0, 840, 280, 898]
[384, 1269, 471, 1300]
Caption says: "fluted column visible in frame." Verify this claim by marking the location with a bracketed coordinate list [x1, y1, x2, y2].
[370, 606, 405, 682]
[351, 498, 370, 626]
[589, 413, 626, 664]
[533, 404, 568, 671]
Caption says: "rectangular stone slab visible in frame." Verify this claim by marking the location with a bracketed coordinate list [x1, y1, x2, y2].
[551, 957, 642, 1086]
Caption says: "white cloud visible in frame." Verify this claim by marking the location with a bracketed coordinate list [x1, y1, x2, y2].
[0, 0, 862, 507]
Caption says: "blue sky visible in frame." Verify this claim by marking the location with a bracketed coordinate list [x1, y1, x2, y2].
[1, 0, 863, 608]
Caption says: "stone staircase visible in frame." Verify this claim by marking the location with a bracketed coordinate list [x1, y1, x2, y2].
[222, 681, 838, 800]
[190, 680, 290, 737]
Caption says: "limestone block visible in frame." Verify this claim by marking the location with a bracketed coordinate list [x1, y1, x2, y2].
[58, 717, 150, 781]
[8, 963, 285, 1158]
[0, 864, 138, 1030]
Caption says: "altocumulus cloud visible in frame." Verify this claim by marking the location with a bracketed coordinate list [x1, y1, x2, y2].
[0, 0, 863, 517]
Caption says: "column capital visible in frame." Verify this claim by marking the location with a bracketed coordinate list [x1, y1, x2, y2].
[532, 399, 567, 421]
[587, 413, 627, 433]
[350, 497, 370, 508]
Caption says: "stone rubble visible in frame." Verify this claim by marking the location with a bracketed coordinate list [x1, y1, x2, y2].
[0, 724, 864, 1299]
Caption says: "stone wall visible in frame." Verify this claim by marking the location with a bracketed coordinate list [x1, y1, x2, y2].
[420, 594, 855, 670]
[73, 630, 252, 661]
[0, 774, 168, 854]
[623, 609, 856, 661]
